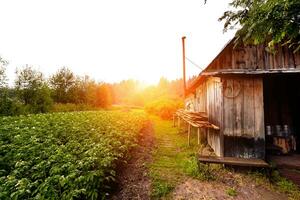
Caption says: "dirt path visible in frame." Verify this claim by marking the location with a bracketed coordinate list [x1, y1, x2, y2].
[172, 178, 287, 200]
[148, 116, 291, 200]
[110, 116, 296, 199]
[110, 121, 154, 200]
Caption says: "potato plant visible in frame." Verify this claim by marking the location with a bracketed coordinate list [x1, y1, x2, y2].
[0, 110, 146, 199]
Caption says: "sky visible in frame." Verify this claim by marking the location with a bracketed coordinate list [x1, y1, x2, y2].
[0, 0, 235, 85]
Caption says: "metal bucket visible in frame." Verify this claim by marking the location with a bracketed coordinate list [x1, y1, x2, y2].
[276, 125, 282, 136]
[266, 125, 272, 136]
[283, 125, 290, 137]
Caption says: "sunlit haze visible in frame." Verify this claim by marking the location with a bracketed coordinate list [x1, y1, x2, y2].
[0, 0, 235, 85]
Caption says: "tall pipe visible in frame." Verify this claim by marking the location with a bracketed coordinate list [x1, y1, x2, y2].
[182, 36, 186, 96]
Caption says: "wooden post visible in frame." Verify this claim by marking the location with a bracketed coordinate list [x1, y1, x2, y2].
[182, 36, 186, 97]
[173, 114, 175, 127]
[188, 123, 191, 146]
[197, 128, 200, 145]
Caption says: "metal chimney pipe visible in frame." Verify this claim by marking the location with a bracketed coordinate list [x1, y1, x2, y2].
[182, 36, 186, 97]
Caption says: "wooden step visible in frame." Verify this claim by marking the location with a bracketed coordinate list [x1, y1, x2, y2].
[198, 155, 269, 168]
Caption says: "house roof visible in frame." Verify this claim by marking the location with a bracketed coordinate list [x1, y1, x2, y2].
[185, 38, 234, 95]
[185, 38, 300, 95]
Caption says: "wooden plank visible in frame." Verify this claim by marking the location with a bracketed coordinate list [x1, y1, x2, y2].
[223, 79, 234, 136]
[253, 78, 264, 139]
[288, 47, 295, 68]
[264, 48, 269, 69]
[197, 128, 200, 145]
[188, 123, 191, 146]
[256, 45, 265, 69]
[269, 52, 274, 69]
[173, 114, 176, 127]
[243, 78, 255, 138]
[283, 46, 289, 68]
[295, 51, 300, 68]
[198, 155, 269, 167]
[274, 45, 281, 69]
[233, 78, 243, 137]
[253, 78, 265, 159]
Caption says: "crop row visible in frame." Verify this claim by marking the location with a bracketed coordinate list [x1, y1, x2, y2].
[0, 110, 146, 200]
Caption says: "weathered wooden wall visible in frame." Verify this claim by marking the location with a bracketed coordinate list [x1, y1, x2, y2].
[206, 42, 300, 71]
[195, 82, 207, 113]
[195, 77, 223, 156]
[184, 94, 196, 112]
[222, 77, 265, 159]
[189, 76, 265, 158]
[184, 40, 300, 159]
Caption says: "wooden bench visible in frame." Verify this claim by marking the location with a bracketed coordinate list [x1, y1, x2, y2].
[198, 155, 269, 168]
[173, 109, 220, 146]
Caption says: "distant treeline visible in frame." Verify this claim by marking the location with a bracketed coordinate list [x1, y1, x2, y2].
[0, 57, 184, 117]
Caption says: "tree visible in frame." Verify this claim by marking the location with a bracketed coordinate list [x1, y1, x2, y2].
[93, 83, 112, 108]
[15, 66, 52, 113]
[218, 0, 300, 52]
[0, 57, 17, 116]
[0, 56, 8, 88]
[49, 67, 76, 103]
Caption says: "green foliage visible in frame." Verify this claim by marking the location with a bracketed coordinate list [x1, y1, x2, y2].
[15, 66, 53, 114]
[183, 156, 216, 181]
[248, 169, 300, 199]
[0, 56, 8, 88]
[111, 78, 184, 107]
[51, 103, 99, 113]
[219, 0, 300, 52]
[151, 179, 174, 199]
[49, 68, 112, 108]
[183, 156, 201, 178]
[226, 187, 238, 197]
[92, 83, 112, 108]
[149, 116, 204, 198]
[0, 110, 146, 199]
[49, 67, 76, 103]
[271, 170, 300, 199]
[0, 89, 24, 116]
[145, 98, 183, 119]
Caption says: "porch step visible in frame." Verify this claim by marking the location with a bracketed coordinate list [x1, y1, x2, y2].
[198, 155, 269, 167]
[198, 155, 269, 168]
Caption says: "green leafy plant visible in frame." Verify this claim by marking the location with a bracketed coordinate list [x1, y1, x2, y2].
[145, 98, 183, 120]
[151, 179, 174, 199]
[0, 110, 146, 199]
[226, 187, 237, 197]
[183, 157, 216, 181]
[219, 0, 300, 52]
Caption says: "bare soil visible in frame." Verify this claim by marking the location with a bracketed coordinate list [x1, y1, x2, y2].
[172, 178, 287, 200]
[110, 121, 154, 200]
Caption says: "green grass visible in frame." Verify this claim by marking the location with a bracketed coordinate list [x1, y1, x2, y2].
[248, 169, 300, 200]
[148, 114, 300, 200]
[226, 187, 237, 197]
[148, 115, 204, 199]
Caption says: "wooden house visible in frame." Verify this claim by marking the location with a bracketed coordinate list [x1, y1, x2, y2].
[184, 39, 300, 159]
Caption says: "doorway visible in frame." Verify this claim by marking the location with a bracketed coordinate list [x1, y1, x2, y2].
[263, 74, 300, 155]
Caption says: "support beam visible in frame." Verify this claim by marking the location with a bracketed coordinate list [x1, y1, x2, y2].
[182, 36, 186, 97]
[188, 123, 191, 146]
[173, 114, 176, 127]
[197, 128, 200, 145]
